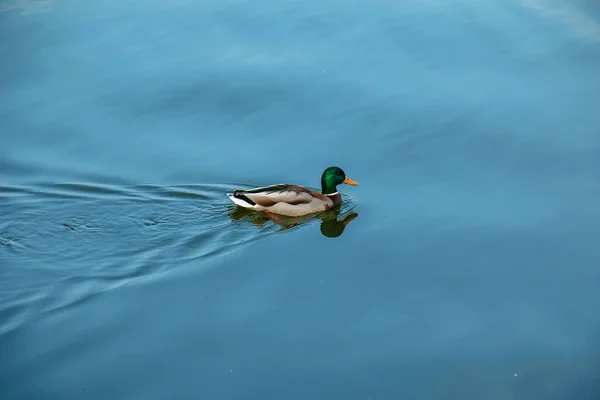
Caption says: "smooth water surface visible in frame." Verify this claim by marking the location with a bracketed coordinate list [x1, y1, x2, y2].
[2, 0, 600, 398]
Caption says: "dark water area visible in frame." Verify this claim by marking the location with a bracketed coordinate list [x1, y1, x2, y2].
[2, 0, 600, 398]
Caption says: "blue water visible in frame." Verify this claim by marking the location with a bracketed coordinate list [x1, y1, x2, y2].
[2, 0, 600, 398]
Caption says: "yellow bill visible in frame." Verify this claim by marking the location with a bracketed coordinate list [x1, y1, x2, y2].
[343, 176, 359, 186]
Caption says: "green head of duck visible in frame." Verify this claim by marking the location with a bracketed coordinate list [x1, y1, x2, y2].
[321, 166, 359, 195]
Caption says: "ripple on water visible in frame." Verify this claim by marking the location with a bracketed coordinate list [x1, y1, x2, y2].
[0, 182, 358, 336]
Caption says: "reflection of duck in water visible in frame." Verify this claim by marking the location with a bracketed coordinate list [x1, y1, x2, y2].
[226, 167, 358, 217]
[228, 205, 358, 238]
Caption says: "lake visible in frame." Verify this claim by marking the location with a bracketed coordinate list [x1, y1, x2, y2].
[1, 0, 600, 398]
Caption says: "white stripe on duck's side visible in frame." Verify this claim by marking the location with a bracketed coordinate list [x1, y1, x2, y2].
[227, 184, 342, 217]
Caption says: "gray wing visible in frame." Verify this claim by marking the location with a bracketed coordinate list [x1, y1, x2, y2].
[236, 184, 316, 207]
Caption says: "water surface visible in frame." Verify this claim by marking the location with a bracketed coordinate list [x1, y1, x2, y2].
[1, 0, 600, 398]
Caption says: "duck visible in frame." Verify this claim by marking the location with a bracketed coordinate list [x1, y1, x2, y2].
[226, 166, 358, 217]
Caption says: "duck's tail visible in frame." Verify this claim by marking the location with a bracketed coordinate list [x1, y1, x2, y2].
[227, 191, 257, 207]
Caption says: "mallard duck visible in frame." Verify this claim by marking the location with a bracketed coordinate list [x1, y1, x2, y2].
[226, 166, 358, 217]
